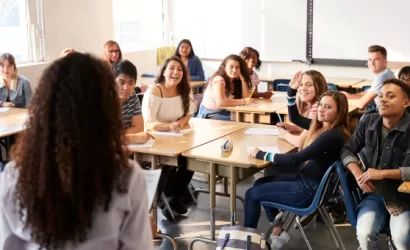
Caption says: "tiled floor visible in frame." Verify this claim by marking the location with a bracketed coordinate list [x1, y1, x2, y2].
[153, 172, 367, 250]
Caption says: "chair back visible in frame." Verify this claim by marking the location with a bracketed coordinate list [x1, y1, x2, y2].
[335, 161, 361, 228]
[272, 79, 290, 92]
[327, 83, 338, 90]
[261, 161, 339, 216]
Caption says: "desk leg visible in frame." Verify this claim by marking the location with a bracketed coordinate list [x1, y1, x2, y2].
[235, 112, 240, 122]
[250, 113, 255, 124]
[230, 166, 237, 225]
[209, 162, 216, 241]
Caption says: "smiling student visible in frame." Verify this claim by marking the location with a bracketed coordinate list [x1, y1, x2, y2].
[197, 54, 251, 120]
[246, 91, 350, 248]
[341, 78, 410, 250]
[142, 56, 196, 219]
[277, 70, 328, 147]
[239, 47, 272, 99]
[174, 39, 205, 81]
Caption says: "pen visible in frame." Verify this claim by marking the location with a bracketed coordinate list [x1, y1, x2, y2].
[146, 132, 156, 140]
[357, 152, 367, 171]
[249, 85, 256, 99]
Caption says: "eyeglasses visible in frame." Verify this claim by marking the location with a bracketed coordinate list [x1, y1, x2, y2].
[108, 49, 120, 54]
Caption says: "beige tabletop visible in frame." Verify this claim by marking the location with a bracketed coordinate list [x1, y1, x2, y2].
[223, 92, 287, 113]
[352, 79, 372, 90]
[327, 77, 365, 88]
[127, 118, 249, 157]
[182, 123, 295, 168]
[0, 108, 28, 138]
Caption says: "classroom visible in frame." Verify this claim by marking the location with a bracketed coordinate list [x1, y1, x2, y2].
[1, 0, 410, 249]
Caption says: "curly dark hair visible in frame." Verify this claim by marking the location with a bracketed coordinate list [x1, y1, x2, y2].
[210, 54, 251, 97]
[239, 47, 262, 70]
[11, 53, 131, 249]
[155, 56, 192, 116]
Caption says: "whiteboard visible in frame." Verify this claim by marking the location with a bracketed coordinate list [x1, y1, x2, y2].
[170, 0, 306, 62]
[313, 0, 410, 62]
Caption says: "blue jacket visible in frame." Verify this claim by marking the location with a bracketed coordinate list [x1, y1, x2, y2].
[187, 56, 205, 81]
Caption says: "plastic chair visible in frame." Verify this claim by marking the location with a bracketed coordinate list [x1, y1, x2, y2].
[327, 83, 338, 90]
[261, 162, 345, 250]
[335, 161, 396, 250]
[273, 79, 290, 92]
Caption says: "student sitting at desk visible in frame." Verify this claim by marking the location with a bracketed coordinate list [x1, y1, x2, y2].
[102, 40, 122, 68]
[174, 39, 205, 81]
[0, 53, 33, 108]
[398, 66, 410, 85]
[245, 91, 350, 249]
[113, 60, 152, 144]
[142, 56, 196, 218]
[277, 70, 328, 147]
[344, 45, 395, 111]
[341, 78, 410, 250]
[0, 53, 153, 249]
[197, 54, 251, 120]
[239, 47, 272, 99]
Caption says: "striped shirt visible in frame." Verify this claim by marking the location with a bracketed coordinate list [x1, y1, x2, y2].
[121, 94, 142, 128]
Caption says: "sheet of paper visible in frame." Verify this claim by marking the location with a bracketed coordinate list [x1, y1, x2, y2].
[150, 128, 192, 137]
[244, 127, 278, 136]
[127, 139, 155, 150]
[142, 169, 162, 209]
[0, 107, 10, 112]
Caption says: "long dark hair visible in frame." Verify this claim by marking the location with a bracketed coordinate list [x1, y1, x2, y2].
[210, 54, 251, 97]
[239, 47, 262, 70]
[174, 39, 195, 58]
[12, 53, 130, 249]
[155, 56, 191, 115]
[302, 91, 350, 149]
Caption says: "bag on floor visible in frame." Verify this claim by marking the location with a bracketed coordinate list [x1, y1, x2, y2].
[216, 225, 270, 250]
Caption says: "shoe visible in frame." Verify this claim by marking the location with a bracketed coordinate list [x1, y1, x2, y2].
[161, 207, 175, 221]
[170, 199, 188, 215]
[269, 231, 291, 249]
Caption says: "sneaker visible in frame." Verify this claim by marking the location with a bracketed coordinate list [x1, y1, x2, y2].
[170, 199, 188, 215]
[269, 231, 291, 249]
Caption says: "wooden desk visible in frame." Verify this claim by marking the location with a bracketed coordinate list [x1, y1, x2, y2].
[326, 77, 364, 89]
[128, 118, 248, 247]
[223, 92, 287, 124]
[352, 79, 372, 90]
[0, 108, 28, 138]
[190, 80, 207, 94]
[183, 123, 295, 241]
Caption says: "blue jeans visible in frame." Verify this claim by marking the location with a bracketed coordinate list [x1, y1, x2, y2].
[356, 194, 410, 250]
[244, 174, 317, 228]
[196, 104, 231, 121]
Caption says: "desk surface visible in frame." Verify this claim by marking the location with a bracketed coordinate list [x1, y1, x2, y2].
[0, 108, 28, 138]
[182, 124, 295, 168]
[223, 92, 287, 114]
[327, 77, 365, 88]
[127, 118, 249, 157]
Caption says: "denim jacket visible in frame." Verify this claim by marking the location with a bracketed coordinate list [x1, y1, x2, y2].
[341, 112, 410, 208]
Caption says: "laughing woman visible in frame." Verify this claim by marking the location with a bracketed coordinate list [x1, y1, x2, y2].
[142, 56, 196, 218]
[245, 91, 349, 249]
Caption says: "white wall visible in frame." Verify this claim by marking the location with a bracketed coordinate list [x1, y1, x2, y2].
[17, 0, 408, 91]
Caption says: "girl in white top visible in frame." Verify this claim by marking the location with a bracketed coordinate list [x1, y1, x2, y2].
[142, 56, 196, 217]
[0, 53, 153, 249]
[197, 54, 251, 121]
[239, 47, 272, 99]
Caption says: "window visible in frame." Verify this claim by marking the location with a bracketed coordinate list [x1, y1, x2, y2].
[113, 0, 164, 52]
[0, 0, 45, 63]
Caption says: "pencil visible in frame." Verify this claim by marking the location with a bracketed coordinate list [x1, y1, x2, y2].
[249, 85, 256, 98]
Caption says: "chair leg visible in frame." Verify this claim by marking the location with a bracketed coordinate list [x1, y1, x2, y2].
[318, 205, 346, 250]
[160, 193, 175, 220]
[265, 211, 284, 242]
[187, 182, 197, 204]
[387, 235, 397, 250]
[295, 216, 313, 250]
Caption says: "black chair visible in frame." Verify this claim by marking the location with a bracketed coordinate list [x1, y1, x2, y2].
[273, 79, 291, 92]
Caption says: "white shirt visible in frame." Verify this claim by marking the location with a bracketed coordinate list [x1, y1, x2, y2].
[0, 161, 153, 250]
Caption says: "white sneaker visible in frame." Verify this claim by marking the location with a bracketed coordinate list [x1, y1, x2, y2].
[269, 231, 291, 249]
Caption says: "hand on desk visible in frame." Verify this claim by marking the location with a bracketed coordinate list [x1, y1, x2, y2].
[247, 146, 259, 158]
[2, 102, 15, 107]
[169, 122, 182, 132]
[126, 132, 155, 144]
